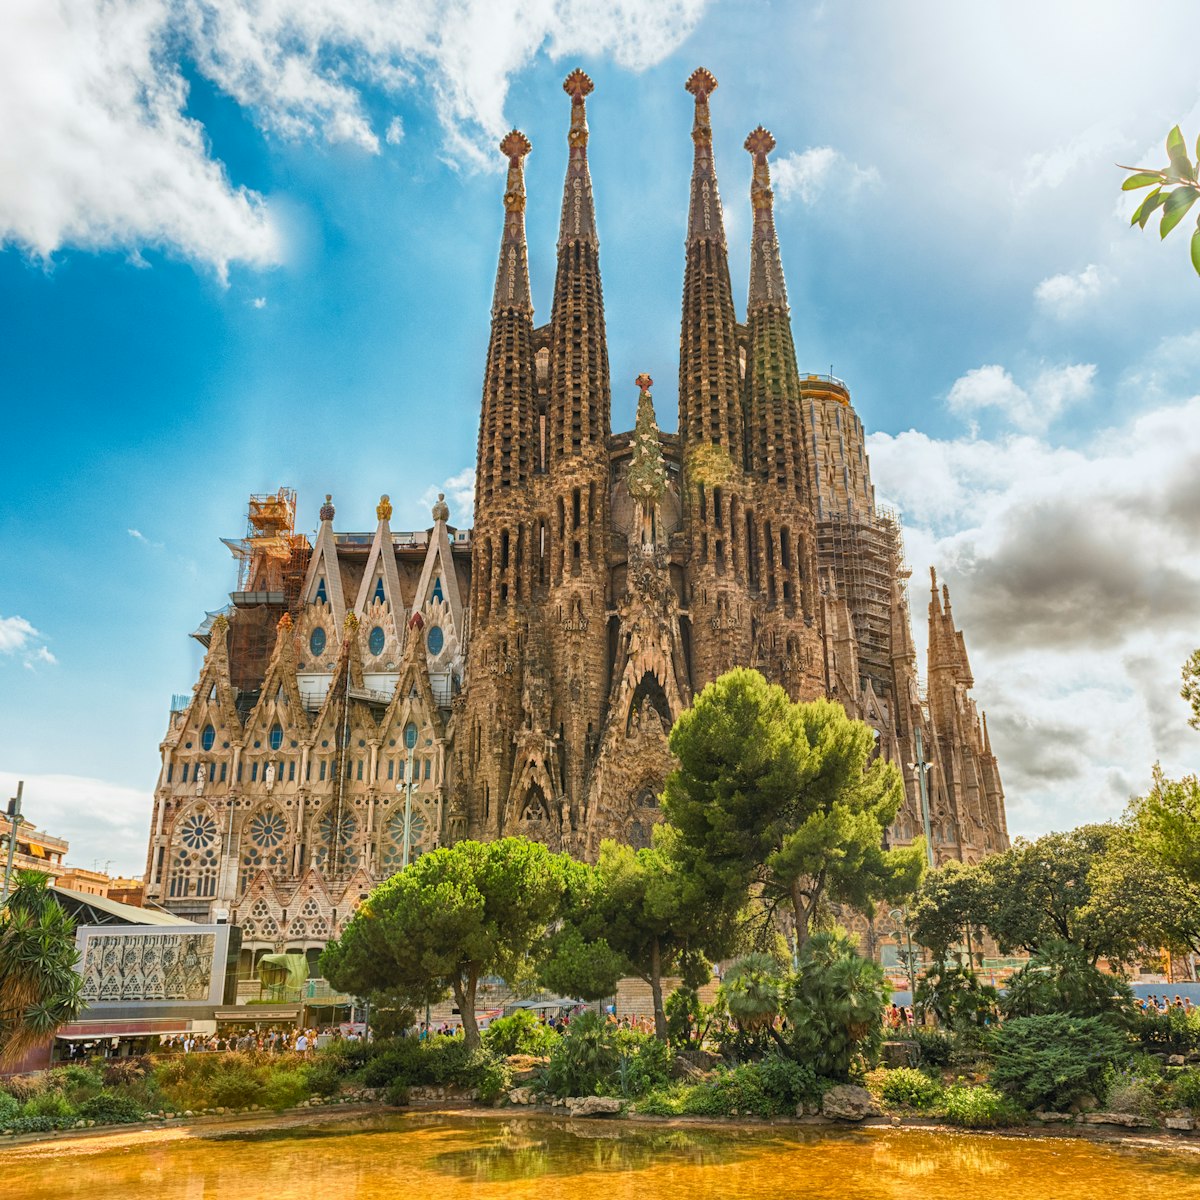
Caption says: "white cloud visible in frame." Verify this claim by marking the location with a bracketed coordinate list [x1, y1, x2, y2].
[772, 146, 879, 207]
[127, 527, 163, 549]
[385, 117, 406, 146]
[869, 393, 1200, 837]
[0, 615, 38, 655]
[252, 296, 268, 309]
[0, 0, 707, 272]
[420, 467, 475, 523]
[0, 771, 151, 877]
[1034, 263, 1105, 317]
[946, 362, 1095, 432]
[0, 614, 57, 670]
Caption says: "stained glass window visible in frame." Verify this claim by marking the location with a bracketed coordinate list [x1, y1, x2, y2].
[310, 627, 326, 657]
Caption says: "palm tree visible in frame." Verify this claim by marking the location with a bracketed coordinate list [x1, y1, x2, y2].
[0, 871, 85, 1067]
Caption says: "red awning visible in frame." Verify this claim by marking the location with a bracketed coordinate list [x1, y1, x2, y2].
[55, 1019, 194, 1040]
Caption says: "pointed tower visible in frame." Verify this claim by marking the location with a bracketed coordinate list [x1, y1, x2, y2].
[740, 125, 824, 700]
[462, 129, 542, 840]
[542, 69, 613, 824]
[679, 68, 754, 685]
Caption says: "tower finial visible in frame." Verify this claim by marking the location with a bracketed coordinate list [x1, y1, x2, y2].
[557, 69, 598, 249]
[744, 125, 787, 310]
[320, 494, 335, 523]
[685, 68, 726, 247]
[493, 130, 533, 313]
[432, 492, 449, 522]
[376, 494, 392, 522]
[635, 372, 653, 395]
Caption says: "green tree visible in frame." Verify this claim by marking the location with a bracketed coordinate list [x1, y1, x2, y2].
[541, 828, 725, 1041]
[909, 859, 988, 969]
[321, 838, 569, 1050]
[1121, 126, 1200, 275]
[1001, 941, 1133, 1022]
[664, 669, 920, 947]
[1181, 649, 1200, 730]
[977, 825, 1138, 965]
[0, 871, 84, 1067]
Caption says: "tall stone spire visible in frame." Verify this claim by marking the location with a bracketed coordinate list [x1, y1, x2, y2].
[548, 69, 610, 465]
[745, 126, 788, 312]
[492, 130, 533, 315]
[477, 130, 537, 512]
[679, 68, 742, 464]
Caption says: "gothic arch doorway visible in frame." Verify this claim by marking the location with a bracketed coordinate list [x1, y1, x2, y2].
[626, 670, 671, 736]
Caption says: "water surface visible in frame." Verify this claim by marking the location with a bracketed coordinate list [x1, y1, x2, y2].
[1, 1112, 1196, 1199]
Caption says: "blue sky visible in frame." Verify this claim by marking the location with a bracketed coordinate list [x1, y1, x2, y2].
[2, 0, 1198, 873]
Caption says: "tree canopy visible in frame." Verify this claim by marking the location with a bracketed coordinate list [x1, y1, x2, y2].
[541, 826, 729, 1041]
[321, 838, 570, 1049]
[0, 871, 84, 1067]
[663, 669, 922, 945]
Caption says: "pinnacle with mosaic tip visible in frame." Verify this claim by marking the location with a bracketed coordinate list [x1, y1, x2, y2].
[745, 125, 787, 310]
[377, 494, 392, 522]
[319, 494, 335, 522]
[685, 67, 718, 100]
[563, 67, 594, 101]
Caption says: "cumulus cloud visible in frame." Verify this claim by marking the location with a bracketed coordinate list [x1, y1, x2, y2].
[0, 0, 707, 273]
[946, 362, 1095, 432]
[0, 770, 151, 877]
[251, 296, 268, 309]
[420, 467, 476, 524]
[869, 393, 1200, 835]
[1034, 263, 1105, 317]
[385, 117, 406, 146]
[0, 614, 57, 670]
[771, 146, 879, 207]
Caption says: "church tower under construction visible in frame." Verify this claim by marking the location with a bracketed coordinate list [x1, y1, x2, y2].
[143, 70, 1008, 967]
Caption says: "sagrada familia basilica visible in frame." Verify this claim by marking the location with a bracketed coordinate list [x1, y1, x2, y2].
[143, 69, 1008, 966]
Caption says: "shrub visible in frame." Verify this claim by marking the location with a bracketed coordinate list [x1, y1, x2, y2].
[754, 1053, 821, 1112]
[207, 1066, 263, 1109]
[1133, 1006, 1200, 1055]
[358, 1038, 427, 1088]
[1001, 942, 1133, 1022]
[0, 1092, 21, 1125]
[385, 1079, 410, 1106]
[636, 1085, 686, 1116]
[876, 1066, 944, 1110]
[76, 1092, 146, 1125]
[942, 1084, 1023, 1128]
[912, 1028, 952, 1069]
[103, 1058, 151, 1089]
[782, 933, 888, 1080]
[544, 1011, 621, 1097]
[915, 967, 1000, 1028]
[47, 1064, 103, 1095]
[305, 1060, 343, 1099]
[259, 1069, 311, 1111]
[614, 1029, 671, 1099]
[719, 954, 783, 1037]
[1172, 1069, 1200, 1111]
[6, 1115, 58, 1134]
[461, 1049, 511, 1104]
[989, 1014, 1129, 1111]
[21, 1092, 76, 1124]
[482, 1010, 558, 1057]
[1104, 1069, 1162, 1118]
[3, 1075, 45, 1102]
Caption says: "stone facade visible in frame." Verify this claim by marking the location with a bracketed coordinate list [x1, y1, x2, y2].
[143, 69, 1008, 966]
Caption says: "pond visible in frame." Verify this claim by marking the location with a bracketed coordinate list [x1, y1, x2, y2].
[1, 1112, 1197, 1200]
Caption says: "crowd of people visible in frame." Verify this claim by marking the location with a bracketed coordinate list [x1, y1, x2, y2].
[156, 1025, 361, 1054]
[1139, 994, 1195, 1015]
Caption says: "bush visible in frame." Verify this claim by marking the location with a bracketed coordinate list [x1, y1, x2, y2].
[781, 933, 888, 1080]
[305, 1060, 343, 1099]
[1133, 1006, 1200, 1055]
[21, 1092, 76, 1125]
[753, 1054, 821, 1113]
[1001, 942, 1133, 1022]
[103, 1058, 151, 1089]
[636, 1085, 686, 1116]
[3, 1075, 45, 1102]
[0, 1092, 21, 1125]
[942, 1084, 1024, 1128]
[1104, 1069, 1162, 1118]
[915, 967, 1000, 1028]
[6, 1115, 58, 1134]
[76, 1092, 146, 1125]
[47, 1064, 103, 1095]
[544, 1011, 621, 1097]
[259, 1069, 311, 1111]
[482, 1010, 558, 1057]
[990, 1014, 1129, 1111]
[357, 1038, 428, 1087]
[1173, 1069, 1200, 1111]
[912, 1029, 952, 1069]
[876, 1066, 944, 1110]
[385, 1079, 410, 1106]
[614, 1029, 671, 1099]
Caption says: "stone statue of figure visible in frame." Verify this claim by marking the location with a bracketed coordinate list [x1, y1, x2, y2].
[264, 761, 276, 791]
[194, 764, 206, 795]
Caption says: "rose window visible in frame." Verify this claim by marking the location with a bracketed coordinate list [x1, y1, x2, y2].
[315, 809, 359, 870]
[381, 808, 427, 870]
[178, 813, 217, 850]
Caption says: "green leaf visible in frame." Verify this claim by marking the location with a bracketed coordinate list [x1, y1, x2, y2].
[1166, 125, 1195, 181]
[1191, 228, 1200, 277]
[1160, 186, 1199, 238]
[1122, 171, 1163, 191]
[1131, 188, 1165, 228]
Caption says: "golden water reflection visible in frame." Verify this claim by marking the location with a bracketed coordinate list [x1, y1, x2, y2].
[1, 1113, 1197, 1200]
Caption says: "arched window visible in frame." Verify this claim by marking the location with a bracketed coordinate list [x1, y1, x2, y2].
[269, 723, 283, 751]
[373, 577, 385, 604]
[201, 724, 215, 751]
[368, 626, 385, 656]
[315, 578, 328, 604]
[240, 808, 288, 891]
[309, 627, 327, 657]
[169, 810, 220, 898]
[432, 576, 444, 603]
[427, 625, 444, 656]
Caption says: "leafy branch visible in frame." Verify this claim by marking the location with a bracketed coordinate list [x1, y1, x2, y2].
[1120, 125, 1200, 275]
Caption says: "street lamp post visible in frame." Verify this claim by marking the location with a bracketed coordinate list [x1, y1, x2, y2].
[2, 780, 24, 904]
[889, 907, 918, 1000]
